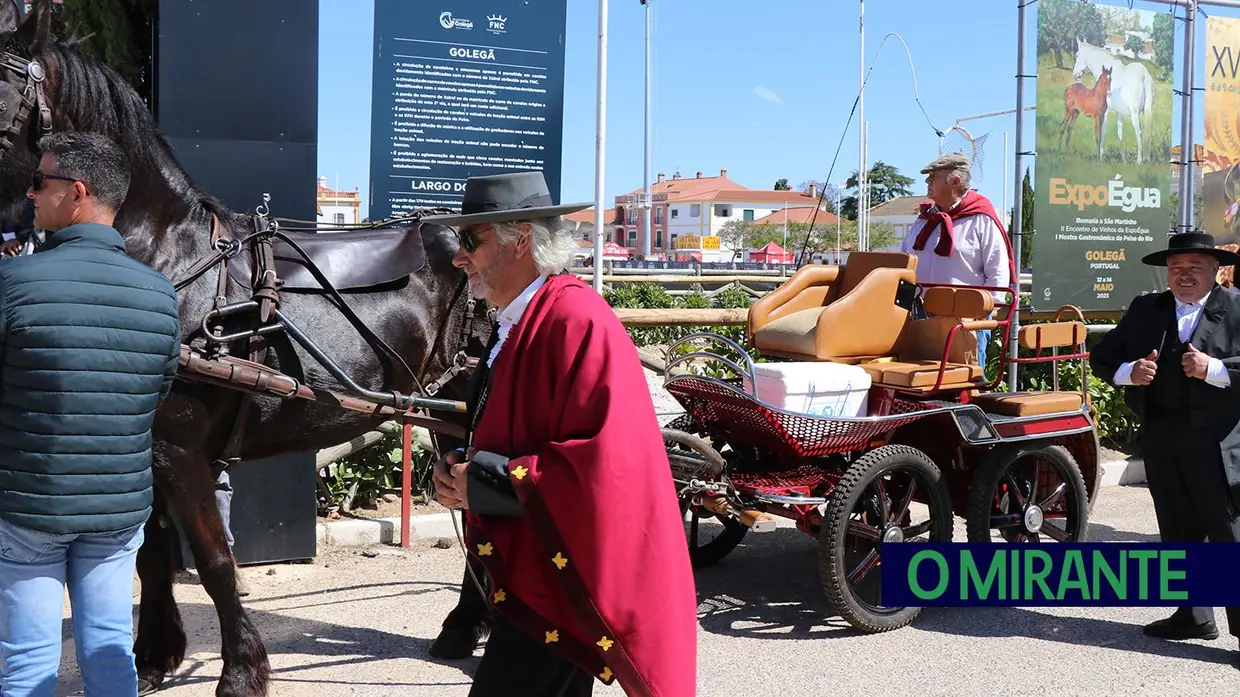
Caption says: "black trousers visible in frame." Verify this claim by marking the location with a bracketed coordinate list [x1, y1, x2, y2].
[469, 613, 595, 696]
[1142, 414, 1240, 635]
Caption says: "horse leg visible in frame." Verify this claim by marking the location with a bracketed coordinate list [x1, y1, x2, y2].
[134, 483, 187, 695]
[1131, 110, 1143, 165]
[429, 516, 492, 659]
[165, 444, 270, 697]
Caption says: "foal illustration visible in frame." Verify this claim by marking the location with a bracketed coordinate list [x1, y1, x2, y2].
[1058, 65, 1112, 159]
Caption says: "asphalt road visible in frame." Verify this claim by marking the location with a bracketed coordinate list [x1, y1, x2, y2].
[44, 483, 1239, 697]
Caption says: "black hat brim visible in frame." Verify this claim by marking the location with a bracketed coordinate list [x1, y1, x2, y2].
[1141, 246, 1240, 267]
[421, 202, 593, 228]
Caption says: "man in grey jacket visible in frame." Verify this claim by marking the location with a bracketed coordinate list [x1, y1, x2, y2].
[0, 132, 182, 697]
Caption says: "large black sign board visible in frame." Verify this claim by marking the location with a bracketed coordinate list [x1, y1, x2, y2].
[369, 0, 568, 220]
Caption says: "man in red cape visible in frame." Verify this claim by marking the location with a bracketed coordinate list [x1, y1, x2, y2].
[899, 152, 1015, 363]
[427, 172, 699, 696]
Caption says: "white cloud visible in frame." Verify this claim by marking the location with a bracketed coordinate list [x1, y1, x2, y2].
[753, 85, 785, 105]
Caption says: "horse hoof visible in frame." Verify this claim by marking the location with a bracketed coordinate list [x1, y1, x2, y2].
[428, 624, 488, 659]
[138, 676, 163, 696]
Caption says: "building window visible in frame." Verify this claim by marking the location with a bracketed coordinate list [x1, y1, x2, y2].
[333, 213, 345, 224]
[655, 208, 663, 224]
[671, 208, 679, 219]
[714, 205, 730, 217]
[690, 204, 701, 218]
[628, 230, 637, 248]
[743, 209, 754, 221]
[655, 229, 663, 248]
[627, 208, 636, 224]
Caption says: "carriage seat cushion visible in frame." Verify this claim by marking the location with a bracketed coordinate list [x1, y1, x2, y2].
[750, 307, 826, 358]
[970, 391, 1084, 417]
[860, 360, 983, 388]
[227, 224, 429, 293]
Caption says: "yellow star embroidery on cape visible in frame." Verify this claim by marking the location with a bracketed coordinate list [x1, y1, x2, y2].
[597, 636, 614, 651]
[600, 667, 613, 681]
[476, 542, 493, 556]
[492, 589, 506, 603]
[545, 630, 559, 643]
[511, 465, 529, 480]
[552, 552, 568, 570]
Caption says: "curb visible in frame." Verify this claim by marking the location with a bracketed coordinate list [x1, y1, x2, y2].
[1099, 457, 1146, 487]
[317, 512, 458, 548]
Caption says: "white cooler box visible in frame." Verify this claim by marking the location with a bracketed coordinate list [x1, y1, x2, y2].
[744, 362, 871, 418]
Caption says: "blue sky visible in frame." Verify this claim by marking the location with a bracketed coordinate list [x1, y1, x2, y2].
[318, 0, 1235, 221]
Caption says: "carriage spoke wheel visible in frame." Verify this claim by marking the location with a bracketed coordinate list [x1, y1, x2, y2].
[966, 443, 1089, 544]
[663, 428, 748, 568]
[819, 445, 952, 633]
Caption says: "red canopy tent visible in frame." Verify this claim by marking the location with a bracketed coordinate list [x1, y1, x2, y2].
[748, 241, 794, 264]
[602, 242, 630, 260]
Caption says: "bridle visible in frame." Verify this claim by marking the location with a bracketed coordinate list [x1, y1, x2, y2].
[0, 53, 51, 164]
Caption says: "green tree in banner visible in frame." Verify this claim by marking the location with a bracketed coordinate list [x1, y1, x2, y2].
[1037, 0, 1106, 69]
[1152, 12, 1174, 76]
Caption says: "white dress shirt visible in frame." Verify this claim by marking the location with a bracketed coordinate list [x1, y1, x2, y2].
[487, 274, 548, 368]
[1113, 295, 1230, 388]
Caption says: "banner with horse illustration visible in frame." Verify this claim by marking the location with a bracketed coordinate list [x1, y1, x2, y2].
[1203, 16, 1240, 247]
[1032, 0, 1174, 312]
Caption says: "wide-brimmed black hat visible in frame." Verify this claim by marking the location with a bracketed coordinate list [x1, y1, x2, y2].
[421, 171, 591, 228]
[1141, 231, 1240, 267]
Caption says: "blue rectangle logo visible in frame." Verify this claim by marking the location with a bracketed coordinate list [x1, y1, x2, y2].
[879, 543, 1240, 607]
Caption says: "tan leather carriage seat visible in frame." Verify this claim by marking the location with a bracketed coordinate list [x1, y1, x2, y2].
[859, 286, 994, 393]
[970, 320, 1089, 416]
[747, 252, 918, 362]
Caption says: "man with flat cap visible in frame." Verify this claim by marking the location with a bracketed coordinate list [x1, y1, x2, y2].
[1091, 232, 1240, 655]
[901, 152, 1015, 360]
[427, 171, 699, 695]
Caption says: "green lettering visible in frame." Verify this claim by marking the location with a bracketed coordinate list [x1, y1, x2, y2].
[1024, 549, 1054, 600]
[1010, 544, 1019, 600]
[1092, 550, 1126, 600]
[909, 550, 949, 600]
[962, 550, 1004, 600]
[1057, 550, 1090, 600]
[1159, 550, 1188, 601]
[1130, 550, 1157, 600]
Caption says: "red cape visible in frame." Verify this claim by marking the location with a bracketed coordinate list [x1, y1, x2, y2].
[914, 190, 1017, 281]
[465, 273, 698, 695]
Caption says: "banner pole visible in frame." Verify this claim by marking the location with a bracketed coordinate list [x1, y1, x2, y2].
[1008, 0, 1027, 392]
[592, 0, 608, 293]
[1177, 1, 1197, 233]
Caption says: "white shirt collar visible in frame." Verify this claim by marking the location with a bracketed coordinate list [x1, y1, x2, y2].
[498, 274, 548, 327]
[1174, 294, 1209, 312]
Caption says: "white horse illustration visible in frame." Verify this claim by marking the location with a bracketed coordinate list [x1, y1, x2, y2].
[1071, 36, 1155, 164]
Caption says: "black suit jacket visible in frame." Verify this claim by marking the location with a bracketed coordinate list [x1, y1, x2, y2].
[1090, 285, 1240, 491]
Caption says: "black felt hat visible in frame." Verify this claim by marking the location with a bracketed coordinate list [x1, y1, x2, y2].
[421, 171, 591, 228]
[1141, 232, 1240, 267]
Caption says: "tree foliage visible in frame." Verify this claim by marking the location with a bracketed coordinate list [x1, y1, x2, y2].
[840, 161, 914, 221]
[1152, 12, 1175, 76]
[773, 177, 790, 191]
[54, 0, 156, 105]
[1036, 0, 1106, 70]
[719, 218, 897, 257]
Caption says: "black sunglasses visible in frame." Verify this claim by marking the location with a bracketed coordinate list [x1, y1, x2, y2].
[31, 171, 79, 191]
[457, 225, 493, 253]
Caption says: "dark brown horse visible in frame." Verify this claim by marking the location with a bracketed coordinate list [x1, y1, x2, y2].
[0, 2, 492, 694]
[1058, 65, 1112, 159]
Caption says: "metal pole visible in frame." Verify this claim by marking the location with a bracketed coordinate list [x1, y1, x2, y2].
[592, 0, 608, 293]
[1007, 0, 1027, 391]
[641, 0, 652, 259]
[858, 0, 865, 252]
[1177, 1, 1197, 233]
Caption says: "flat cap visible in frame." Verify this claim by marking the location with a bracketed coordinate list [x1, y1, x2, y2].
[920, 152, 971, 174]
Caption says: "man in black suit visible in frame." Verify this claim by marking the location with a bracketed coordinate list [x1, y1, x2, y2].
[1091, 232, 1240, 650]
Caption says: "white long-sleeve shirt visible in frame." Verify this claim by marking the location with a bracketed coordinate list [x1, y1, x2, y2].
[900, 199, 1011, 293]
[1111, 295, 1230, 388]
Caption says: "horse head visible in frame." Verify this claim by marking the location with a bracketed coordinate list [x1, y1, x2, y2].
[0, 0, 60, 213]
[1099, 65, 1113, 93]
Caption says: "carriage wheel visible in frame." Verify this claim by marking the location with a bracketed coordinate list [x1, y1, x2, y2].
[663, 429, 748, 568]
[965, 443, 1089, 544]
[819, 445, 953, 633]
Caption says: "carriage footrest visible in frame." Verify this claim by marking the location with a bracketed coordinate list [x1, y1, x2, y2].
[740, 509, 777, 533]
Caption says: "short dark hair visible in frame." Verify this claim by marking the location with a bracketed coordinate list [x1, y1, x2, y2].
[36, 132, 131, 211]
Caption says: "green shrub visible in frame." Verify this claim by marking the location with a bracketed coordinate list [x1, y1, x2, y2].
[319, 428, 439, 513]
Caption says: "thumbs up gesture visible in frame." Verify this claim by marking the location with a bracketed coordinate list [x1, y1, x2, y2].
[1131, 349, 1159, 385]
[1183, 343, 1210, 380]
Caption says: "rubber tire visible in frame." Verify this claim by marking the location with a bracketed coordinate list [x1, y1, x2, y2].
[819, 445, 953, 633]
[965, 443, 1090, 544]
[662, 428, 747, 568]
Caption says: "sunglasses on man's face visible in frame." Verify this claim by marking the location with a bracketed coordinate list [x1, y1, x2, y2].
[31, 171, 78, 192]
[457, 225, 493, 253]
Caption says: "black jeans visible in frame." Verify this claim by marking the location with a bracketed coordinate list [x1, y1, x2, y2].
[469, 613, 595, 696]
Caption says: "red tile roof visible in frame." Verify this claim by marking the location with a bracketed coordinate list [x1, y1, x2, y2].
[751, 206, 840, 226]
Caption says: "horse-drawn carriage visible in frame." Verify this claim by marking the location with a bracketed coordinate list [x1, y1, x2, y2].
[659, 251, 1101, 632]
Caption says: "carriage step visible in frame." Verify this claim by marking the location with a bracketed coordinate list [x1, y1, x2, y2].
[698, 496, 777, 532]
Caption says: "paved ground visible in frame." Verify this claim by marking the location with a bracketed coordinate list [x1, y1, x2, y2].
[45, 483, 1239, 697]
